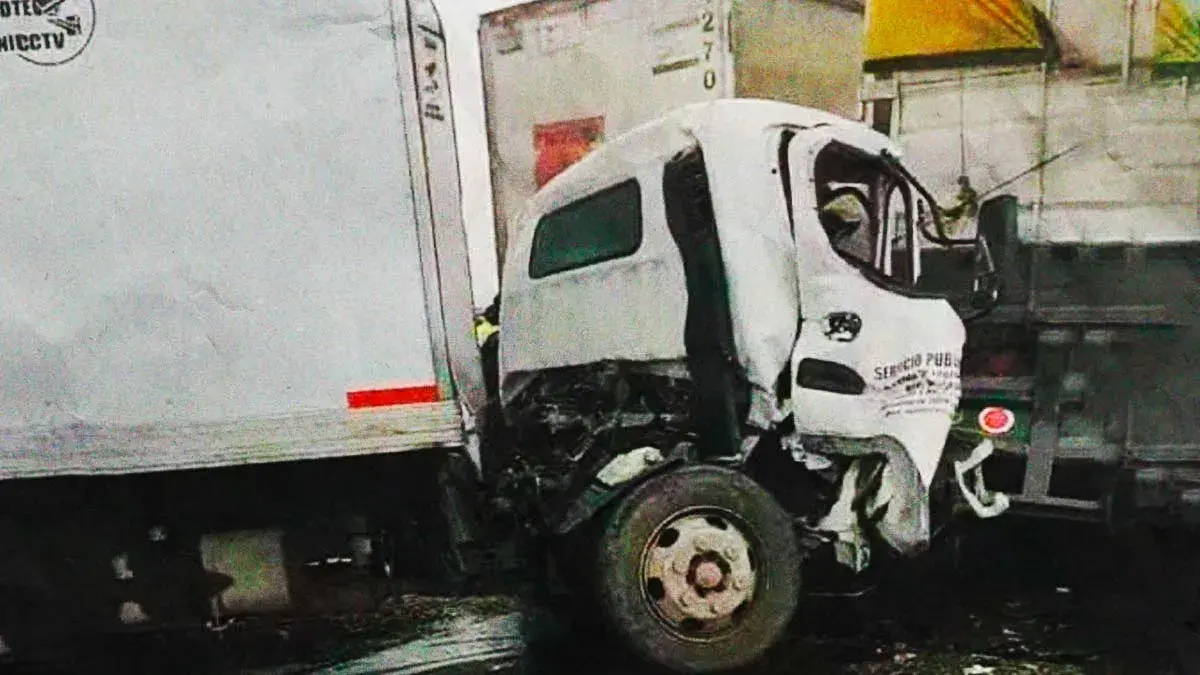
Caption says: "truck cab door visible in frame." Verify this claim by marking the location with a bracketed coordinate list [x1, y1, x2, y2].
[782, 134, 967, 554]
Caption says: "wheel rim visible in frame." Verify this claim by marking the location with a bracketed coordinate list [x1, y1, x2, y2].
[639, 508, 759, 641]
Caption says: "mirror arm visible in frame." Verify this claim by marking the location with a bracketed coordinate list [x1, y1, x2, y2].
[877, 150, 1004, 321]
[960, 275, 1002, 322]
[879, 150, 975, 247]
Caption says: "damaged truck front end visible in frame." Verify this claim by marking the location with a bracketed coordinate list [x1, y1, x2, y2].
[488, 100, 1010, 674]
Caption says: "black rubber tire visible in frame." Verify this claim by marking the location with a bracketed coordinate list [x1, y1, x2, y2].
[595, 464, 801, 673]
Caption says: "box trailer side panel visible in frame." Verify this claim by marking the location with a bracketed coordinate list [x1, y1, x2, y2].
[872, 68, 1200, 422]
[858, 0, 1200, 245]
[479, 0, 735, 264]
[0, 0, 463, 478]
[479, 0, 865, 265]
[852, 1, 1200, 519]
[871, 68, 1200, 245]
[731, 0, 863, 121]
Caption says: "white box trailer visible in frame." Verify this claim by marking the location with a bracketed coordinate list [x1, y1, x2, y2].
[478, 0, 866, 264]
[0, 0, 488, 645]
[0, 0, 485, 477]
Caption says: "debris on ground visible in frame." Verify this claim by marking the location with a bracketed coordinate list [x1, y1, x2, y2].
[4, 519, 1194, 675]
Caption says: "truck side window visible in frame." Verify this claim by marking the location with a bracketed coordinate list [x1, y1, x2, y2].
[528, 179, 643, 279]
[819, 187, 874, 265]
[810, 142, 918, 288]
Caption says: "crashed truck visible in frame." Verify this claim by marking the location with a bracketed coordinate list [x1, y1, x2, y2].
[2, 0, 1010, 672]
[477, 0, 1200, 530]
[485, 98, 1014, 671]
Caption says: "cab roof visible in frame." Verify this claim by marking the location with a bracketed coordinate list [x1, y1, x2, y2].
[523, 98, 903, 221]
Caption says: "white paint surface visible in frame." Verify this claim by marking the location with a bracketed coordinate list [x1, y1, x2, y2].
[442, 0, 530, 308]
[2, 0, 443, 428]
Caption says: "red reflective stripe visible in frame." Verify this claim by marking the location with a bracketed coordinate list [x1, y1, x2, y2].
[346, 385, 440, 409]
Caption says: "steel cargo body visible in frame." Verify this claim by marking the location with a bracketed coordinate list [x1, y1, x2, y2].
[478, 0, 865, 265]
[0, 0, 472, 480]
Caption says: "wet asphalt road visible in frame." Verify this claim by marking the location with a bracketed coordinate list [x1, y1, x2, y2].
[4, 518, 1199, 675]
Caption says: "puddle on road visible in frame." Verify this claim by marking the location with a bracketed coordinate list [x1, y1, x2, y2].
[248, 612, 525, 675]
[247, 581, 1173, 675]
[241, 596, 526, 675]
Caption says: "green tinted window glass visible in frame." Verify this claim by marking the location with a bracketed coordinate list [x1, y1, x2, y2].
[529, 180, 643, 279]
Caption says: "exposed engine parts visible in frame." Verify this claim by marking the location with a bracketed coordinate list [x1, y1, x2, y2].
[488, 361, 860, 539]
[489, 363, 697, 532]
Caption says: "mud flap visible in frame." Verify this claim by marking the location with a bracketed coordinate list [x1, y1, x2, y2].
[437, 452, 486, 578]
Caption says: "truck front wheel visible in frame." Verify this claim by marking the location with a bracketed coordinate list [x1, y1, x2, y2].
[595, 465, 801, 673]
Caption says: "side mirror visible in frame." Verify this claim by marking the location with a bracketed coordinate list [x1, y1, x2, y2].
[977, 195, 1019, 267]
[971, 195, 1020, 311]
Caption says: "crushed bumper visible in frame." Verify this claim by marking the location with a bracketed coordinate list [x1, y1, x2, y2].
[953, 439, 1011, 519]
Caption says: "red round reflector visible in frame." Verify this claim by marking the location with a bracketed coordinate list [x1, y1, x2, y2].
[978, 407, 1016, 435]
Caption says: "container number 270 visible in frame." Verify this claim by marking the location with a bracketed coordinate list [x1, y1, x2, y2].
[701, 7, 717, 90]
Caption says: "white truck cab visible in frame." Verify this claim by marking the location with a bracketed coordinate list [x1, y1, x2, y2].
[491, 99, 1009, 673]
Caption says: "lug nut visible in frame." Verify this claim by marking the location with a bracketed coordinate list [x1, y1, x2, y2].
[724, 546, 739, 561]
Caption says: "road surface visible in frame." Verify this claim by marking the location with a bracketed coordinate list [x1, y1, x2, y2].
[3, 519, 1197, 675]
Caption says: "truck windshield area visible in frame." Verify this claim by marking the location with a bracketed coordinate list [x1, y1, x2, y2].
[806, 140, 922, 288]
